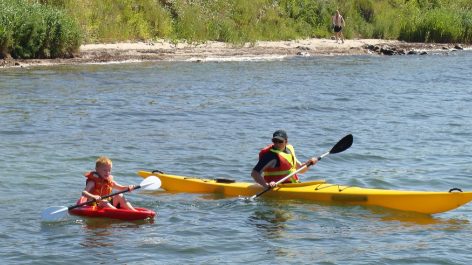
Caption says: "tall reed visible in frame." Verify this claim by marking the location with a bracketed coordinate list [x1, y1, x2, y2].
[400, 7, 472, 43]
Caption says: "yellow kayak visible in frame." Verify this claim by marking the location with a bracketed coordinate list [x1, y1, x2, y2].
[138, 170, 472, 214]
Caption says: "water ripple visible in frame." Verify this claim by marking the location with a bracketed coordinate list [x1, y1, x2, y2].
[1, 52, 472, 264]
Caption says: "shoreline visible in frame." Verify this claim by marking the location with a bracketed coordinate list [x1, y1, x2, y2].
[1, 38, 470, 68]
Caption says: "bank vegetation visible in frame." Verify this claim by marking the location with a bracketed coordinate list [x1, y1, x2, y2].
[1, 0, 471, 59]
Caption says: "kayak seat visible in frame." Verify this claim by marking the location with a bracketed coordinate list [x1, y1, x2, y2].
[76, 196, 93, 205]
[215, 177, 236, 184]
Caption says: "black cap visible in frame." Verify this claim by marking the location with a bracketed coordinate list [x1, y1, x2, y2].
[272, 130, 288, 141]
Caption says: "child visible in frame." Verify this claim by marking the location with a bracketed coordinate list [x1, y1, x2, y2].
[82, 157, 137, 211]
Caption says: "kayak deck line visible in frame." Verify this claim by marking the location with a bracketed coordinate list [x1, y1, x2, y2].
[314, 183, 356, 192]
[139, 170, 472, 214]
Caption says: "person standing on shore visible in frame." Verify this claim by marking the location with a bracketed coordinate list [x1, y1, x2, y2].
[332, 10, 345, 44]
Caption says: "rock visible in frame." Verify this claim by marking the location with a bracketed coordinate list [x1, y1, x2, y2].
[454, 44, 463, 50]
[408, 50, 418, 55]
[296, 52, 310, 56]
[297, 46, 315, 51]
[420, 51, 427, 55]
[380, 46, 395, 55]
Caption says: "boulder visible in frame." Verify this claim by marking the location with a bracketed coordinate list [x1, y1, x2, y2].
[296, 52, 310, 56]
[380, 46, 395, 55]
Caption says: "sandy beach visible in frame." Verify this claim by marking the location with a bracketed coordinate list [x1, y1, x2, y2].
[2, 38, 469, 67]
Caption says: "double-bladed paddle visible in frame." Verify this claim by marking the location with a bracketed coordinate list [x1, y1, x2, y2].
[41, 175, 161, 222]
[221, 134, 353, 207]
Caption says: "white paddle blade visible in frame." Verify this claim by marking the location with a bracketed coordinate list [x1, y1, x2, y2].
[140, 175, 161, 190]
[41, 206, 68, 222]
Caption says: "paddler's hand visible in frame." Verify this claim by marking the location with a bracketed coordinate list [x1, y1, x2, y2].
[304, 157, 318, 167]
[93, 195, 102, 202]
[128, 185, 135, 192]
[267, 181, 277, 189]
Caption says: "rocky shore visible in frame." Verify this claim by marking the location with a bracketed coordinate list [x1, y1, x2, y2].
[1, 38, 470, 68]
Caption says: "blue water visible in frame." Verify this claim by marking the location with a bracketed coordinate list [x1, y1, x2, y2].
[1, 50, 472, 264]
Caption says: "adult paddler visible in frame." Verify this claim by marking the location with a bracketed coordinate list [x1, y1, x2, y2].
[251, 130, 318, 188]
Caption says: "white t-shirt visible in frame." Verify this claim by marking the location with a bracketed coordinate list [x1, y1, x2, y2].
[333, 15, 343, 26]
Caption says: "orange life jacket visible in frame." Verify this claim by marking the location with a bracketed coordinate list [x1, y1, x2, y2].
[259, 144, 299, 183]
[84, 172, 114, 201]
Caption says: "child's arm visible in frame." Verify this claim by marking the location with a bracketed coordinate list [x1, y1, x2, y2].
[82, 180, 102, 201]
[112, 181, 135, 192]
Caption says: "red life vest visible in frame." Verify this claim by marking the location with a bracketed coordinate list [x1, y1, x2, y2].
[84, 172, 114, 200]
[259, 144, 299, 183]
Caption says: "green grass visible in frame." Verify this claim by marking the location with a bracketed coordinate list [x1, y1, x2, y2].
[399, 7, 472, 43]
[1, 0, 471, 59]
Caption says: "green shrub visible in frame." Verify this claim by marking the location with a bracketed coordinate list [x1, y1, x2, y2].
[3, 0, 472, 56]
[399, 7, 472, 43]
[0, 0, 81, 59]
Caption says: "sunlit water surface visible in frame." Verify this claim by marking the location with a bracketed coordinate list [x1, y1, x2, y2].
[1, 51, 472, 264]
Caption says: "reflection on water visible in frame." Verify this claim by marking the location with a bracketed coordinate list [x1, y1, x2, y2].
[79, 218, 154, 248]
[246, 203, 293, 240]
[40, 220, 76, 235]
[374, 211, 469, 228]
[295, 199, 471, 233]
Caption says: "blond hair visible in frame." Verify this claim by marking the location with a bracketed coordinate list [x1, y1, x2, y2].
[96, 157, 112, 168]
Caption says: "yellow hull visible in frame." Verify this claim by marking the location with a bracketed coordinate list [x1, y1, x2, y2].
[138, 171, 472, 214]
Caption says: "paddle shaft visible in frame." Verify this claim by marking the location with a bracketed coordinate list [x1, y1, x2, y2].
[249, 151, 330, 200]
[68, 184, 143, 211]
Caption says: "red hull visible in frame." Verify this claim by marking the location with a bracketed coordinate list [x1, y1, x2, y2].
[69, 197, 155, 220]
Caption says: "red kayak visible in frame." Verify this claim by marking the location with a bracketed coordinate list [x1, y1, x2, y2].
[68, 196, 156, 220]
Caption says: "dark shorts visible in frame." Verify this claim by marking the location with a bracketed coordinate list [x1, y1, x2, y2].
[334, 26, 342, 33]
[110, 198, 121, 209]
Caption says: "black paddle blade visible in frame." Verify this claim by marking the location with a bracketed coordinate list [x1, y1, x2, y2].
[329, 134, 353, 154]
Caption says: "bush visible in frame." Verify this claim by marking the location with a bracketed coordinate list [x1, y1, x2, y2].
[0, 0, 81, 59]
[399, 8, 472, 43]
[3, 0, 472, 56]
